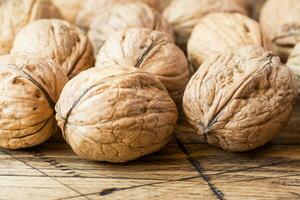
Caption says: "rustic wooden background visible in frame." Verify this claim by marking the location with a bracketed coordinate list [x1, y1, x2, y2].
[0, 103, 299, 200]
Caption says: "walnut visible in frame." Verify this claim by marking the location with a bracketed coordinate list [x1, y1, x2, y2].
[287, 43, 300, 93]
[96, 28, 190, 105]
[260, 0, 300, 61]
[76, 0, 160, 30]
[11, 19, 95, 79]
[55, 66, 178, 162]
[163, 0, 249, 50]
[88, 3, 173, 56]
[247, 0, 266, 20]
[0, 53, 68, 149]
[0, 0, 61, 55]
[183, 46, 297, 152]
[188, 13, 264, 70]
[51, 0, 83, 23]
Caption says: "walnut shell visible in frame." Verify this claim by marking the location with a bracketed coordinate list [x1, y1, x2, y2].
[55, 66, 178, 162]
[11, 19, 95, 79]
[76, 0, 160, 30]
[52, 0, 83, 23]
[287, 43, 300, 93]
[183, 46, 297, 152]
[188, 13, 264, 70]
[0, 54, 68, 149]
[260, 0, 300, 61]
[88, 3, 173, 56]
[0, 0, 61, 55]
[96, 28, 190, 105]
[163, 0, 249, 50]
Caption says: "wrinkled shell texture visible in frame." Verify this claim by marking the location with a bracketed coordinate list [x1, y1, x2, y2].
[183, 46, 297, 152]
[260, 0, 300, 61]
[76, 0, 160, 30]
[56, 67, 178, 162]
[188, 13, 264, 69]
[96, 28, 190, 105]
[163, 0, 249, 49]
[0, 0, 61, 55]
[0, 54, 68, 149]
[88, 3, 173, 56]
[287, 43, 300, 93]
[52, 0, 83, 23]
[11, 19, 95, 79]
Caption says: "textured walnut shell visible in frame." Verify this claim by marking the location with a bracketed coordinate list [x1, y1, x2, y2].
[88, 3, 173, 56]
[96, 28, 190, 105]
[260, 0, 300, 61]
[183, 46, 297, 152]
[52, 0, 83, 23]
[163, 0, 249, 50]
[0, 54, 68, 149]
[76, 0, 160, 30]
[55, 66, 178, 162]
[0, 0, 61, 55]
[11, 19, 95, 79]
[287, 43, 300, 93]
[188, 13, 264, 70]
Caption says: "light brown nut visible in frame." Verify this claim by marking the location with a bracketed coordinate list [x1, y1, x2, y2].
[55, 66, 178, 162]
[88, 3, 173, 56]
[163, 0, 249, 50]
[76, 0, 160, 30]
[11, 19, 95, 79]
[183, 46, 297, 152]
[287, 43, 300, 93]
[0, 54, 68, 149]
[188, 13, 264, 70]
[96, 28, 190, 105]
[51, 0, 83, 23]
[0, 0, 61, 55]
[260, 0, 300, 61]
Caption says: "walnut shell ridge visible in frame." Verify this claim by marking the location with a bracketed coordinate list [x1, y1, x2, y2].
[0, 54, 68, 149]
[0, 0, 61, 55]
[260, 0, 300, 61]
[55, 66, 178, 162]
[87, 3, 173, 56]
[188, 13, 264, 70]
[11, 19, 95, 79]
[287, 43, 300, 93]
[183, 46, 297, 152]
[163, 0, 249, 50]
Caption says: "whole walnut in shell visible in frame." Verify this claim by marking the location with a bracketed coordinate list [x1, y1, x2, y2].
[55, 66, 178, 162]
[76, 0, 160, 30]
[52, 0, 83, 23]
[11, 19, 95, 79]
[163, 0, 249, 50]
[96, 28, 190, 105]
[0, 0, 61, 55]
[260, 0, 300, 61]
[183, 46, 297, 152]
[88, 3, 173, 56]
[287, 43, 300, 93]
[0, 54, 68, 149]
[188, 13, 264, 70]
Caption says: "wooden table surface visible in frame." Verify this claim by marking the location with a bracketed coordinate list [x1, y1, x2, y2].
[1, 104, 300, 200]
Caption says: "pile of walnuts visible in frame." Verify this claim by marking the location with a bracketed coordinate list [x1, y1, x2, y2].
[0, 0, 298, 163]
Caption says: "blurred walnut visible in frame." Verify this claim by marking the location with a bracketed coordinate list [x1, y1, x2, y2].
[287, 43, 300, 93]
[163, 0, 249, 50]
[247, 0, 266, 20]
[76, 0, 160, 30]
[11, 19, 95, 79]
[188, 13, 264, 70]
[52, 0, 83, 23]
[0, 54, 68, 149]
[0, 0, 61, 55]
[96, 28, 189, 105]
[55, 66, 178, 162]
[183, 46, 297, 152]
[88, 3, 173, 56]
[260, 0, 300, 61]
